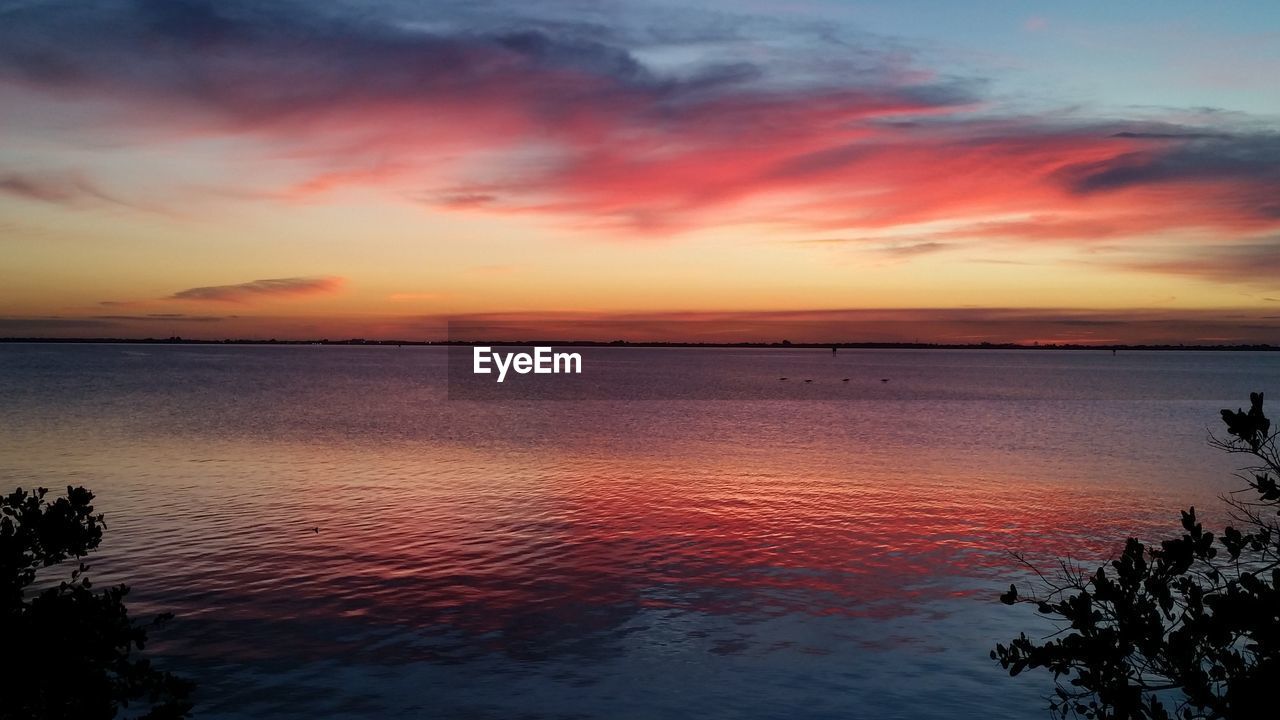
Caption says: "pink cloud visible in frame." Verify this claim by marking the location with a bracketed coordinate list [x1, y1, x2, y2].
[0, 0, 1276, 258]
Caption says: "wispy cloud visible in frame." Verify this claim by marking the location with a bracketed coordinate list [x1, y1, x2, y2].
[387, 292, 446, 302]
[790, 238, 954, 260]
[439, 307, 1280, 345]
[91, 313, 227, 322]
[0, 314, 225, 337]
[1111, 239, 1280, 286]
[0, 317, 118, 333]
[170, 277, 343, 302]
[876, 242, 954, 258]
[0, 167, 176, 214]
[0, 170, 121, 206]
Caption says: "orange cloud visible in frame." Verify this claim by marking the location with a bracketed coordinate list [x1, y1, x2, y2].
[170, 277, 344, 303]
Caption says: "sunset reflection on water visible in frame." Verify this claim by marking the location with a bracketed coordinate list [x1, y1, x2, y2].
[1, 345, 1271, 719]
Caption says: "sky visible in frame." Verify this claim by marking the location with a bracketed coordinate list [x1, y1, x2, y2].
[1, 0, 1279, 344]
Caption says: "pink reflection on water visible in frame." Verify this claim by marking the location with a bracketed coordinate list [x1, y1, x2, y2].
[72, 432, 1181, 667]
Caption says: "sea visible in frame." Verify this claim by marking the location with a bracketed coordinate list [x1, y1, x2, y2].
[1, 343, 1276, 719]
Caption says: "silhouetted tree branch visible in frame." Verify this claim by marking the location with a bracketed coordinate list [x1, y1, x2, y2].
[992, 392, 1279, 719]
[1, 485, 193, 719]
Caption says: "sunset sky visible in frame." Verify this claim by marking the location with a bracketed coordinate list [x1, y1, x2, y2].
[2, 0, 1279, 343]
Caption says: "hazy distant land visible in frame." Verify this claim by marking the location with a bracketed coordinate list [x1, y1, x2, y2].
[1, 337, 1275, 351]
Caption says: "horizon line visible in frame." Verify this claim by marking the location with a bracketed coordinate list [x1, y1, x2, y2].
[3, 337, 1277, 351]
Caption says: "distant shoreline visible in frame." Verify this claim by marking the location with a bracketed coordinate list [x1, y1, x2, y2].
[2, 338, 1276, 351]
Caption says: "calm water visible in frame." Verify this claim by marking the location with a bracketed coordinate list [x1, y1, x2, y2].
[1, 344, 1276, 719]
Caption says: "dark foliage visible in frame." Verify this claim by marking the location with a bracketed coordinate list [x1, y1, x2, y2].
[0, 486, 193, 719]
[992, 393, 1280, 719]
